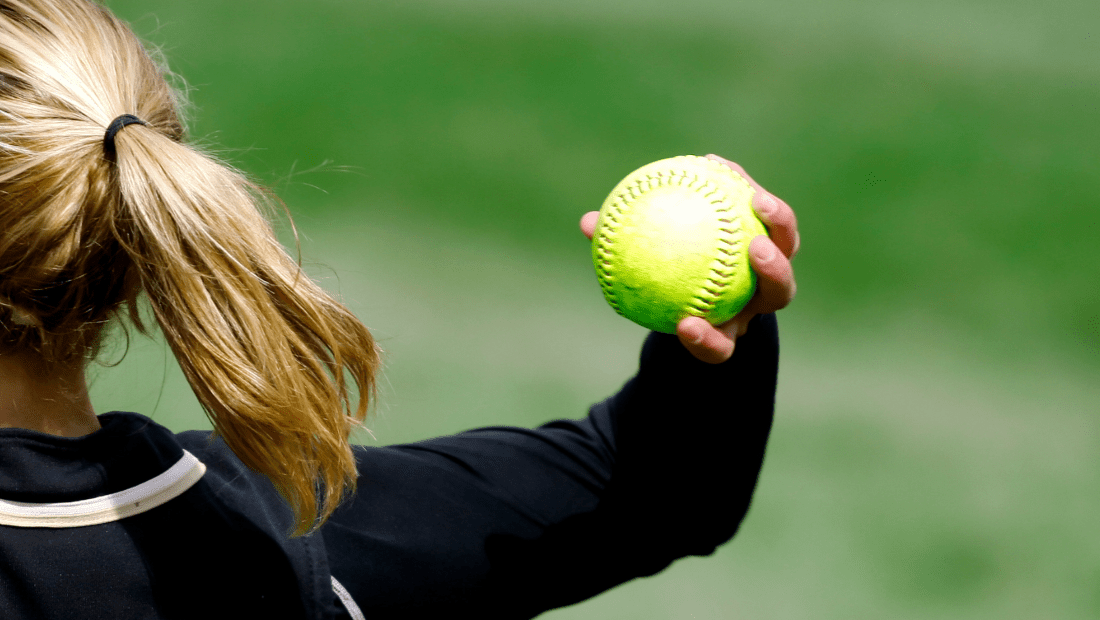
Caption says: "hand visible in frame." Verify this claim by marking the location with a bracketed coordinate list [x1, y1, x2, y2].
[580, 154, 799, 364]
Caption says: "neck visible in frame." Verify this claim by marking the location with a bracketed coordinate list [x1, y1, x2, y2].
[0, 350, 99, 438]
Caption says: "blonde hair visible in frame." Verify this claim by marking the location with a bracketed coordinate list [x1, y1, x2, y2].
[0, 0, 383, 537]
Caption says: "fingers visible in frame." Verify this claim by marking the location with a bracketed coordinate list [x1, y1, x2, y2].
[702, 153, 798, 318]
[743, 235, 796, 315]
[580, 211, 599, 240]
[677, 316, 735, 365]
[704, 153, 800, 260]
[751, 192, 800, 260]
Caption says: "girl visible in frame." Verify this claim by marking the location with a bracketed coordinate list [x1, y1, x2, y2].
[0, 0, 799, 618]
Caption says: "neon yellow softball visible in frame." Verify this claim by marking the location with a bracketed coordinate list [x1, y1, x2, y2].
[591, 155, 769, 334]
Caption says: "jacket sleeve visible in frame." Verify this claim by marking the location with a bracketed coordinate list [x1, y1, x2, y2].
[320, 312, 780, 619]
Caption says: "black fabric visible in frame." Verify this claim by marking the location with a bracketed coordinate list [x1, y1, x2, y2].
[0, 313, 779, 619]
[0, 413, 330, 620]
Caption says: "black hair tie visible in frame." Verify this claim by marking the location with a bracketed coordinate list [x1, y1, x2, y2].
[103, 114, 147, 158]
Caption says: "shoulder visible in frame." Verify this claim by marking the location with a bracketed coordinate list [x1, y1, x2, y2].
[173, 428, 283, 502]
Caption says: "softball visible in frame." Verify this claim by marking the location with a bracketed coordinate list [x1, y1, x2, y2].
[591, 155, 769, 334]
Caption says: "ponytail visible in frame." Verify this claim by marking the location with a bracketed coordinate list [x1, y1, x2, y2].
[112, 123, 382, 537]
[0, 0, 383, 537]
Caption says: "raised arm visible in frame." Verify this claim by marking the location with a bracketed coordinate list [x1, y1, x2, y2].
[321, 313, 780, 619]
[322, 156, 798, 618]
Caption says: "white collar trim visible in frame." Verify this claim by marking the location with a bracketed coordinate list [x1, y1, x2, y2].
[0, 449, 206, 528]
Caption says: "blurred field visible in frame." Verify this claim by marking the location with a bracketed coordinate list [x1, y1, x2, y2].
[91, 0, 1099, 618]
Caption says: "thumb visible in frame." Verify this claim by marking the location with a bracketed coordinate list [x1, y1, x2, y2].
[580, 211, 598, 240]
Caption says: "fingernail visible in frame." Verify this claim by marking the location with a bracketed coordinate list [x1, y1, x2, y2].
[753, 242, 776, 262]
[754, 194, 776, 219]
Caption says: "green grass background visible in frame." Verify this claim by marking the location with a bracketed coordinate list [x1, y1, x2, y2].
[89, 0, 1099, 617]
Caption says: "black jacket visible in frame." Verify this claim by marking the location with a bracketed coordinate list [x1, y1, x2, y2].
[0, 313, 779, 619]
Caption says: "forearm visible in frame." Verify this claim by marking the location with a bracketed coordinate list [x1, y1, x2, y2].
[605, 312, 780, 556]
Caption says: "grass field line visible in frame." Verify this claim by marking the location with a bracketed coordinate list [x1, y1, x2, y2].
[306, 207, 1097, 444]
[778, 309, 1098, 466]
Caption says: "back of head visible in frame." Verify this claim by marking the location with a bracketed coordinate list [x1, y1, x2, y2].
[0, 0, 383, 537]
